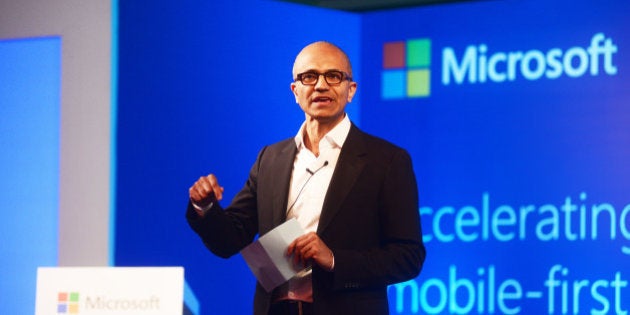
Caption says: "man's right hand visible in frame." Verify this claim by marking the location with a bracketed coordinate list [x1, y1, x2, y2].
[189, 174, 224, 215]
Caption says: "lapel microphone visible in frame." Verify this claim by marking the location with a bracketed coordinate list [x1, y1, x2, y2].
[306, 160, 329, 175]
[287, 160, 329, 215]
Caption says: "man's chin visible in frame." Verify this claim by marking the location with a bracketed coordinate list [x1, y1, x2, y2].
[306, 112, 344, 125]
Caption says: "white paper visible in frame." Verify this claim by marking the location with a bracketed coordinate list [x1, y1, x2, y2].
[240, 218, 306, 292]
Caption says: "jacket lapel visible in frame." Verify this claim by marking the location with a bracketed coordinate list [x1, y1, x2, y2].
[317, 125, 367, 234]
[270, 141, 298, 229]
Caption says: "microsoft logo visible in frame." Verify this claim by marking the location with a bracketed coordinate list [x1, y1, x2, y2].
[382, 38, 432, 99]
[57, 292, 80, 314]
[380, 33, 618, 100]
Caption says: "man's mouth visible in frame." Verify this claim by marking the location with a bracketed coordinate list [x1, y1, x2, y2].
[313, 96, 333, 103]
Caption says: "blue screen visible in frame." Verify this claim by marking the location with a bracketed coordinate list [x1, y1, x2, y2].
[362, 1, 630, 313]
[0, 37, 61, 315]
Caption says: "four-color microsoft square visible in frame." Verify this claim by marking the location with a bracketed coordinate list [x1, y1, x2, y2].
[57, 292, 79, 314]
[382, 39, 431, 99]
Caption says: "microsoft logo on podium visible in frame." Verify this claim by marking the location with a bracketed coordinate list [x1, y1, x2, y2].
[382, 38, 431, 99]
[57, 292, 80, 314]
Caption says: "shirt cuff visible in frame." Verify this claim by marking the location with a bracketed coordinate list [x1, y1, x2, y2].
[191, 200, 213, 214]
[328, 251, 335, 271]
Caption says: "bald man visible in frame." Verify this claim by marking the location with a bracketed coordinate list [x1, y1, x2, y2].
[187, 41, 425, 315]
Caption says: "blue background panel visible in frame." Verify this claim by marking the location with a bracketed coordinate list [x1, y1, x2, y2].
[116, 1, 360, 314]
[0, 37, 60, 315]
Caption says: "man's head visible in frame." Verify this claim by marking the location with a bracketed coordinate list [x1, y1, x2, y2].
[291, 41, 357, 125]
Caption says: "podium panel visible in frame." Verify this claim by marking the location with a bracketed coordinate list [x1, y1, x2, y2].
[35, 267, 185, 315]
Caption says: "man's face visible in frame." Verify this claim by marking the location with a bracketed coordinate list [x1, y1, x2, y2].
[290, 43, 357, 124]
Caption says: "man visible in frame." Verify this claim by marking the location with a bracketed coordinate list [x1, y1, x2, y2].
[187, 41, 425, 315]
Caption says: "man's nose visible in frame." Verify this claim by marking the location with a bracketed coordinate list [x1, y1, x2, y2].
[314, 74, 330, 89]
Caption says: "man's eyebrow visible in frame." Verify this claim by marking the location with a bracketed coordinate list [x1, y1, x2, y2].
[299, 68, 344, 73]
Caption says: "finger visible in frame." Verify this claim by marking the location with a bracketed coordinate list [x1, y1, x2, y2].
[288, 232, 319, 265]
[294, 233, 316, 252]
[204, 174, 224, 200]
[189, 174, 224, 206]
[287, 240, 297, 256]
[301, 249, 315, 265]
[190, 182, 210, 202]
[199, 175, 223, 199]
[189, 182, 207, 201]
[299, 232, 317, 243]
[293, 249, 304, 266]
[197, 176, 216, 198]
[298, 243, 308, 258]
[198, 177, 212, 194]
[287, 240, 303, 266]
[292, 240, 311, 266]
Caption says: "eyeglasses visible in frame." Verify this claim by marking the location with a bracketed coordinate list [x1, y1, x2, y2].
[295, 70, 352, 85]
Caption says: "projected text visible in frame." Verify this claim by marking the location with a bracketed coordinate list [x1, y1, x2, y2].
[442, 33, 618, 85]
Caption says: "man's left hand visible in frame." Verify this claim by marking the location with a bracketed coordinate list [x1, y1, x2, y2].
[287, 232, 334, 271]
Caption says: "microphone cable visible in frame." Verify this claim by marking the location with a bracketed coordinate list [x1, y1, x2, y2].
[286, 161, 329, 215]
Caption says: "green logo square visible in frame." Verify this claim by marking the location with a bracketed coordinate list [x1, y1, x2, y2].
[407, 69, 431, 97]
[69, 292, 80, 302]
[407, 39, 431, 68]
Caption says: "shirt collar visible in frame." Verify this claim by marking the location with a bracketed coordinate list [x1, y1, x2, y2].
[294, 115, 351, 150]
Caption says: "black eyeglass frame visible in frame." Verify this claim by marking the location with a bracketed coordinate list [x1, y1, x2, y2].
[294, 70, 353, 86]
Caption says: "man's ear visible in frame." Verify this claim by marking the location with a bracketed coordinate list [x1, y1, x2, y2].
[346, 82, 358, 103]
[291, 82, 299, 103]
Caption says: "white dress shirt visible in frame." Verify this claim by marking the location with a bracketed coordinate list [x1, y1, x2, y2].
[286, 115, 350, 232]
[276, 115, 351, 302]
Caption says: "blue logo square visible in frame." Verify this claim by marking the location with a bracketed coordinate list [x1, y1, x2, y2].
[382, 70, 406, 99]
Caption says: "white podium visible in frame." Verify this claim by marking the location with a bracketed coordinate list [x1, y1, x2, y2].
[35, 267, 196, 315]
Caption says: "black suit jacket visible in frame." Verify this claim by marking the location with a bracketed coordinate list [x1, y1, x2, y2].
[187, 124, 425, 315]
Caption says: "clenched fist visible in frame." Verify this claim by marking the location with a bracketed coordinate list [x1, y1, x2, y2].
[189, 174, 224, 215]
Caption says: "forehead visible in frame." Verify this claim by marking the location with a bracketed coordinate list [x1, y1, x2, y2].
[293, 44, 350, 74]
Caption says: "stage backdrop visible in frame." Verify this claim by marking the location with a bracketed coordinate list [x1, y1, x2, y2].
[362, 0, 629, 314]
[115, 1, 360, 314]
[116, 0, 629, 314]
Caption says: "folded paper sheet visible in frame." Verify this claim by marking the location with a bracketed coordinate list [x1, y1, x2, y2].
[240, 218, 306, 292]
